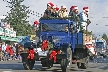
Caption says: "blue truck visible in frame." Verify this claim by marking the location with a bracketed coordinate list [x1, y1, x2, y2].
[21, 17, 91, 72]
[96, 38, 108, 57]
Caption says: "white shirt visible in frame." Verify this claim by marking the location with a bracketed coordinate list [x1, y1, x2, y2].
[2, 44, 6, 51]
[79, 11, 88, 30]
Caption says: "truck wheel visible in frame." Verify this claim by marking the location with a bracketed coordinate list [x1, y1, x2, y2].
[47, 60, 53, 68]
[23, 60, 35, 70]
[80, 57, 89, 69]
[61, 48, 72, 72]
[77, 62, 81, 68]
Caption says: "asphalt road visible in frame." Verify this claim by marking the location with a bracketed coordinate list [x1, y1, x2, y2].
[0, 57, 108, 72]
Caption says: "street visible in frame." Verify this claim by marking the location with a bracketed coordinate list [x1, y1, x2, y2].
[0, 57, 108, 72]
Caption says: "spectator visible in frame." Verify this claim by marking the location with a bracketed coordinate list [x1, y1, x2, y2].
[5, 44, 11, 60]
[15, 44, 19, 57]
[2, 42, 6, 52]
[9, 45, 14, 60]
[0, 44, 2, 61]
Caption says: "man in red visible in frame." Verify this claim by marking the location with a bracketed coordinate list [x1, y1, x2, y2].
[5, 44, 10, 53]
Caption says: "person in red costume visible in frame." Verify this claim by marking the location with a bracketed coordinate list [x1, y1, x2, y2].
[5, 44, 10, 53]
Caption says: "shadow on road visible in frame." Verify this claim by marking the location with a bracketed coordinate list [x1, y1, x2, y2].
[0, 64, 24, 70]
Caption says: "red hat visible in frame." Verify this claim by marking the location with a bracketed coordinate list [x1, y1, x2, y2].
[56, 7, 59, 11]
[34, 20, 38, 26]
[83, 7, 89, 12]
[47, 2, 54, 7]
[70, 6, 78, 11]
[53, 5, 59, 11]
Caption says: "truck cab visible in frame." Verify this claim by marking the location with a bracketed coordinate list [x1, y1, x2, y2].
[96, 38, 107, 57]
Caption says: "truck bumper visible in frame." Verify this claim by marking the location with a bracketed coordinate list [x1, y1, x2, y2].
[20, 52, 39, 61]
[56, 54, 67, 59]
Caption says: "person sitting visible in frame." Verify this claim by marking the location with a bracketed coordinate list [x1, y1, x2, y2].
[44, 2, 54, 17]
[65, 26, 68, 32]
[58, 6, 68, 18]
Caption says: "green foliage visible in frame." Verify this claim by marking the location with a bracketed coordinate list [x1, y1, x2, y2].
[102, 33, 107, 40]
[3, 0, 35, 36]
[48, 41, 53, 49]
[102, 33, 108, 44]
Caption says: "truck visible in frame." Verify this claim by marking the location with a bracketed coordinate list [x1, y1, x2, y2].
[95, 38, 108, 57]
[20, 17, 92, 72]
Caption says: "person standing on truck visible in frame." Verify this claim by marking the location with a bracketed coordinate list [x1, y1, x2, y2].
[44, 2, 54, 17]
[69, 6, 79, 32]
[69, 6, 79, 17]
[79, 7, 91, 30]
[58, 6, 68, 18]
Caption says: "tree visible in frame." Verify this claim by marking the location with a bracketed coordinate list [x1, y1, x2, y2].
[3, 0, 35, 36]
[102, 33, 108, 41]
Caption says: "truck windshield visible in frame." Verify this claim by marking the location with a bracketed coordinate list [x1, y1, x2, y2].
[41, 23, 68, 32]
[96, 42, 104, 48]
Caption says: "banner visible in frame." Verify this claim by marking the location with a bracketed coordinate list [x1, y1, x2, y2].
[0, 27, 16, 37]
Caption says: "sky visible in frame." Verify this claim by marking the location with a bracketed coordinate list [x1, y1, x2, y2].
[0, 0, 108, 36]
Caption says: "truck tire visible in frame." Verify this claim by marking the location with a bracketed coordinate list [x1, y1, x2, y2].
[47, 60, 53, 68]
[61, 48, 72, 72]
[80, 57, 89, 69]
[23, 60, 35, 70]
[77, 62, 81, 68]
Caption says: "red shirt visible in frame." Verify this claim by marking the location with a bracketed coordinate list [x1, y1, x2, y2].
[9, 47, 13, 55]
[6, 46, 10, 53]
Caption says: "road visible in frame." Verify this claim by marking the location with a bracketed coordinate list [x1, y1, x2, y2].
[0, 57, 108, 72]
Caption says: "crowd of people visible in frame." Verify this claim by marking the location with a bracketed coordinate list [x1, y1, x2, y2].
[0, 42, 23, 61]
[43, 2, 91, 30]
